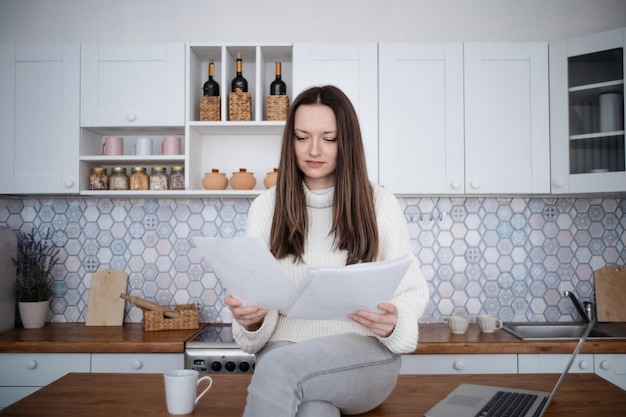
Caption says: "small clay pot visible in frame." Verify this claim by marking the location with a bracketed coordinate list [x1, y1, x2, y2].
[263, 168, 278, 189]
[202, 169, 228, 190]
[230, 168, 256, 190]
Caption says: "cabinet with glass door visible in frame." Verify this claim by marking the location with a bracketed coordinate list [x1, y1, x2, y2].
[550, 27, 626, 193]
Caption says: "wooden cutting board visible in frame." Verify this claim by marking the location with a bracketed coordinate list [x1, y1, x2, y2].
[85, 269, 128, 326]
[595, 264, 626, 322]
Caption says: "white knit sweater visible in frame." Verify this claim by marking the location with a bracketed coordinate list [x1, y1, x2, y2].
[231, 183, 429, 354]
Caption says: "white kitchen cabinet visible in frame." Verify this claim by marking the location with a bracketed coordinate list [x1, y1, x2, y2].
[400, 354, 517, 374]
[91, 353, 183, 373]
[549, 27, 626, 194]
[0, 353, 90, 409]
[378, 43, 464, 194]
[464, 42, 550, 194]
[81, 43, 185, 127]
[594, 353, 626, 390]
[518, 353, 594, 373]
[0, 43, 80, 194]
[185, 43, 291, 193]
[293, 43, 379, 182]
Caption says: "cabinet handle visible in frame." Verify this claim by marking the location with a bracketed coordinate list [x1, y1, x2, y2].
[127, 113, 136, 122]
[552, 179, 564, 188]
[132, 360, 143, 370]
[600, 360, 611, 371]
[453, 361, 464, 371]
[470, 181, 480, 190]
[578, 360, 590, 370]
[25, 360, 37, 369]
[64, 180, 74, 188]
[450, 181, 460, 190]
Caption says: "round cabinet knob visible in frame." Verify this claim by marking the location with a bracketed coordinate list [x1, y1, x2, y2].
[450, 181, 460, 190]
[25, 360, 37, 369]
[578, 360, 590, 370]
[131, 360, 143, 370]
[470, 181, 480, 190]
[64, 180, 74, 188]
[600, 360, 611, 371]
[552, 179, 564, 188]
[126, 113, 136, 122]
[453, 361, 464, 371]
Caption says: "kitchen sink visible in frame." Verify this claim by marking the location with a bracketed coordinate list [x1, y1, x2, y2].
[502, 322, 626, 340]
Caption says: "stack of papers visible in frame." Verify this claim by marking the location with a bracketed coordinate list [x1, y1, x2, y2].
[193, 237, 411, 321]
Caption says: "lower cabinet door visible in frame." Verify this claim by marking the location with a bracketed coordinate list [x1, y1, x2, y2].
[91, 353, 184, 373]
[400, 354, 517, 374]
[518, 354, 594, 373]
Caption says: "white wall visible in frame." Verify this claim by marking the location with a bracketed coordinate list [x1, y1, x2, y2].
[1, 0, 625, 43]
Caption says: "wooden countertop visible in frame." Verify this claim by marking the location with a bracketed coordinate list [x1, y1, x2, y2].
[0, 322, 625, 354]
[0, 323, 203, 353]
[1, 372, 625, 416]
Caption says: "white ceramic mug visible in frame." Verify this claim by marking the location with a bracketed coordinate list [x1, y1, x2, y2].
[445, 316, 469, 334]
[162, 136, 182, 155]
[102, 136, 123, 156]
[164, 369, 212, 414]
[134, 137, 153, 156]
[477, 314, 502, 333]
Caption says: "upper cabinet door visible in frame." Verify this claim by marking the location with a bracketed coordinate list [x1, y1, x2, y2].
[293, 43, 378, 182]
[550, 27, 626, 194]
[378, 43, 464, 194]
[464, 43, 550, 194]
[0, 43, 80, 194]
[81, 43, 185, 127]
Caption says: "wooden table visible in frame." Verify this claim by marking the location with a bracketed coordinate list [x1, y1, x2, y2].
[1, 372, 624, 416]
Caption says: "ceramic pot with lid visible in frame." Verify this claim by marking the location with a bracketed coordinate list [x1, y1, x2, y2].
[202, 169, 228, 190]
[230, 168, 256, 190]
[263, 168, 278, 189]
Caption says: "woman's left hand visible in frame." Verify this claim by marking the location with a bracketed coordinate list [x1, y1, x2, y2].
[349, 302, 398, 338]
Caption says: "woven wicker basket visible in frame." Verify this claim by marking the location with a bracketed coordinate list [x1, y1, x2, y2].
[200, 96, 221, 121]
[142, 304, 199, 332]
[266, 95, 289, 121]
[228, 92, 251, 121]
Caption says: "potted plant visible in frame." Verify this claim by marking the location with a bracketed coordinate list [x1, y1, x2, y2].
[12, 228, 59, 328]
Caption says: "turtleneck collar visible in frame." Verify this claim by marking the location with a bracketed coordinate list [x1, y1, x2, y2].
[304, 183, 334, 209]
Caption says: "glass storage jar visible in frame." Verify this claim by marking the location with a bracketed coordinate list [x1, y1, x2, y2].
[150, 166, 168, 190]
[89, 167, 108, 190]
[169, 166, 185, 190]
[109, 167, 129, 190]
[129, 167, 149, 190]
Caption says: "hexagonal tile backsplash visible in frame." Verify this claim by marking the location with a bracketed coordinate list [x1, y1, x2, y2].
[1, 196, 624, 324]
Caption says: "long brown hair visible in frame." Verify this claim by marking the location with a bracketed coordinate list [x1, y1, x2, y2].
[269, 85, 378, 265]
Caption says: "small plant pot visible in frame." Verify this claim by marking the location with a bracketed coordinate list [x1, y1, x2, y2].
[18, 300, 50, 329]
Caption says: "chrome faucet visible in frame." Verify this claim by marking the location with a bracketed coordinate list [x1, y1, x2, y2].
[564, 291, 593, 323]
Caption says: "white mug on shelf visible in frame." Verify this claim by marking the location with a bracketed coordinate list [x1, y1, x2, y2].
[134, 137, 153, 156]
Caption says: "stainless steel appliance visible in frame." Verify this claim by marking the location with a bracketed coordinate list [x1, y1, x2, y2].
[185, 323, 255, 374]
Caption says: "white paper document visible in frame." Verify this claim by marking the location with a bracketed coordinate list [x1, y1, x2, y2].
[193, 237, 412, 320]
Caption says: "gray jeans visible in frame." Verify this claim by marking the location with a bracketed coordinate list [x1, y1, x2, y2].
[242, 333, 402, 417]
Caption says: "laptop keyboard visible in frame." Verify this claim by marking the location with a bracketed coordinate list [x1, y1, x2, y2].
[475, 391, 538, 417]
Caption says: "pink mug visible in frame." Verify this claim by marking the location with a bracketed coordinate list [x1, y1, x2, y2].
[102, 136, 124, 156]
[162, 136, 181, 155]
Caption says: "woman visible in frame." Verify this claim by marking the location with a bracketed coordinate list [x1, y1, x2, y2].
[225, 85, 429, 417]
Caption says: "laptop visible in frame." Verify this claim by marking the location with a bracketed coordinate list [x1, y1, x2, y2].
[424, 319, 595, 417]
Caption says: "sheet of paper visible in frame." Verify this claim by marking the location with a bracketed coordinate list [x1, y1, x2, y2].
[288, 256, 412, 321]
[193, 237, 296, 310]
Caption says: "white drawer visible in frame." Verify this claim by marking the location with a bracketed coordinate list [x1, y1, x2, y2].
[91, 353, 183, 373]
[0, 386, 41, 409]
[0, 353, 90, 386]
[518, 354, 594, 373]
[401, 354, 518, 374]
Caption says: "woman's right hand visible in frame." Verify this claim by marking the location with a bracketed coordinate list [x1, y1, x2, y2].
[224, 295, 267, 331]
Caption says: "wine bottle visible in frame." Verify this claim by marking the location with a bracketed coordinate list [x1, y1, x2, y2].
[231, 52, 248, 93]
[203, 59, 220, 97]
[270, 61, 286, 95]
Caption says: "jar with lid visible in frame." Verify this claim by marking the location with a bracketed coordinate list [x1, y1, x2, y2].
[129, 167, 149, 190]
[89, 167, 108, 190]
[150, 166, 168, 190]
[169, 166, 185, 190]
[109, 167, 129, 190]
